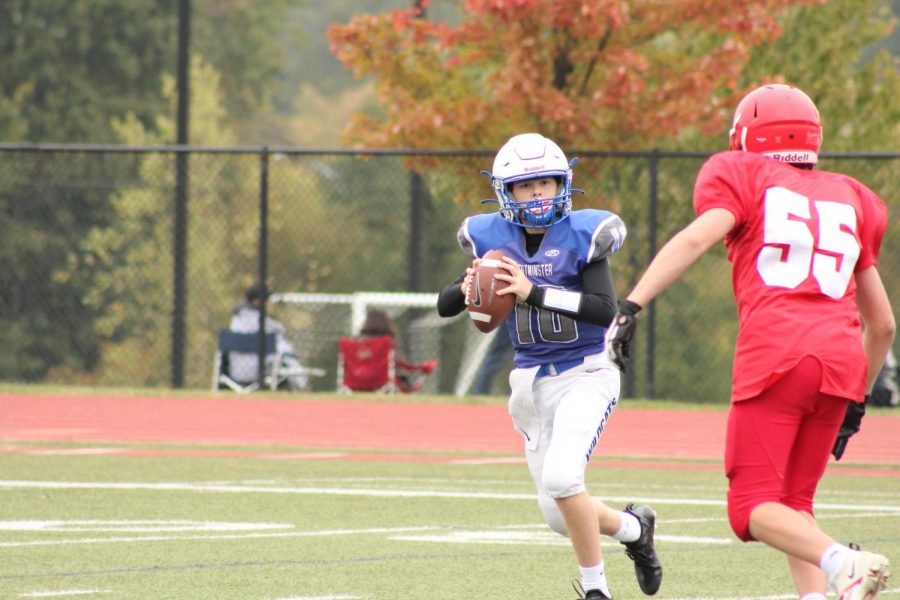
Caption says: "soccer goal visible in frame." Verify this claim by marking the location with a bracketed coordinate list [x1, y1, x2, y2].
[271, 291, 496, 396]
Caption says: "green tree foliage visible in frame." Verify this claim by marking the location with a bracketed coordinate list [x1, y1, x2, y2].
[741, 1, 900, 152]
[192, 0, 304, 143]
[0, 1, 175, 381]
[0, 0, 303, 384]
[0, 0, 301, 144]
[70, 57, 240, 385]
[0, 155, 106, 381]
[74, 59, 384, 386]
[72, 57, 260, 386]
[0, 0, 174, 143]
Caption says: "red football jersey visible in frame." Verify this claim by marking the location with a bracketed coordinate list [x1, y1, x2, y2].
[693, 152, 887, 402]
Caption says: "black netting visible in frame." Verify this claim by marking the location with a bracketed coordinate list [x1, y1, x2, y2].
[1, 146, 896, 401]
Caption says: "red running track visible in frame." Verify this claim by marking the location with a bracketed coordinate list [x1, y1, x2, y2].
[1, 393, 899, 467]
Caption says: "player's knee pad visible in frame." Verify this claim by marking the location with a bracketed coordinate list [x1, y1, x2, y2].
[538, 492, 569, 537]
[541, 468, 583, 500]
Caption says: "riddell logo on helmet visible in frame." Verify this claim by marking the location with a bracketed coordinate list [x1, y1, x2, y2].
[769, 152, 815, 162]
[523, 165, 546, 172]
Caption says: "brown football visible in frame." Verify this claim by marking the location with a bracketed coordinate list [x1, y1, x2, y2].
[466, 249, 516, 333]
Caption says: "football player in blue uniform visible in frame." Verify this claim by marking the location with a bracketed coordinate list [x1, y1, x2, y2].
[437, 133, 663, 599]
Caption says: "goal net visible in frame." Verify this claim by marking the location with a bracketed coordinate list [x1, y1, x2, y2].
[271, 291, 498, 396]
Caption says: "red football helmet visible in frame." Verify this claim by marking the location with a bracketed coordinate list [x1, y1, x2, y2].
[728, 84, 822, 165]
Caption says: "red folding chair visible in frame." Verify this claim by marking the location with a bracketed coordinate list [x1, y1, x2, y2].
[337, 335, 437, 393]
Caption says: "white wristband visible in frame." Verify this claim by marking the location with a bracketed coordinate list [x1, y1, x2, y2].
[543, 288, 582, 313]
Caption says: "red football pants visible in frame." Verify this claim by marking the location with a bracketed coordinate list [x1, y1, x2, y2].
[724, 355, 848, 541]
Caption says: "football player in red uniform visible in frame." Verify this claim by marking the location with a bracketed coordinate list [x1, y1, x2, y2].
[606, 84, 894, 600]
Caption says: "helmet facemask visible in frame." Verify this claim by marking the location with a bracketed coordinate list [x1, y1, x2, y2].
[495, 173, 573, 227]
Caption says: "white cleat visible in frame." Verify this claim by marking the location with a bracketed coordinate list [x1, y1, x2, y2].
[830, 551, 890, 600]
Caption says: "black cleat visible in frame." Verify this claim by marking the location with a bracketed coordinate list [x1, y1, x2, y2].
[622, 503, 663, 595]
[572, 581, 612, 600]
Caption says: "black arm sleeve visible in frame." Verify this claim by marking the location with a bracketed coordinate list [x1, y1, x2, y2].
[525, 258, 617, 326]
[437, 271, 467, 317]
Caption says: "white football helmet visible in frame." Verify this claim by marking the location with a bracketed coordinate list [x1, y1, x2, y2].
[487, 133, 575, 227]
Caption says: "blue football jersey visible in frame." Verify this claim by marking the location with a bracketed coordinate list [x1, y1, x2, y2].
[457, 210, 626, 368]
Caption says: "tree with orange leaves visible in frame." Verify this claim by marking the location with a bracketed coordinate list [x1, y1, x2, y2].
[328, 0, 822, 152]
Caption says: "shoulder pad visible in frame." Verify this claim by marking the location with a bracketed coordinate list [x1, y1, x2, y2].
[458, 213, 517, 258]
[569, 210, 627, 262]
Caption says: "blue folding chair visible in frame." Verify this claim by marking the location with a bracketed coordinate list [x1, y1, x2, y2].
[211, 329, 278, 393]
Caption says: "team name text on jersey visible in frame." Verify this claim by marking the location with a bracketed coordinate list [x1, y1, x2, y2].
[519, 262, 553, 277]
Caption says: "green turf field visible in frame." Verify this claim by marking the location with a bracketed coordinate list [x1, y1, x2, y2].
[1, 442, 898, 599]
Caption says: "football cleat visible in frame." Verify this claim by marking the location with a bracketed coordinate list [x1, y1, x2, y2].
[572, 580, 612, 600]
[622, 503, 663, 595]
[830, 550, 890, 600]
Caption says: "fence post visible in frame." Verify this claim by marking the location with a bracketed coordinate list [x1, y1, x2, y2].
[645, 150, 659, 399]
[172, 151, 189, 389]
[408, 0, 427, 294]
[257, 147, 270, 388]
[408, 170, 427, 292]
[171, 0, 191, 388]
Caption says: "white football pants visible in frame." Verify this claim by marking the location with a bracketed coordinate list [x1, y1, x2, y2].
[507, 352, 620, 536]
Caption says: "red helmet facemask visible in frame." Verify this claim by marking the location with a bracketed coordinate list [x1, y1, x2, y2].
[728, 84, 822, 165]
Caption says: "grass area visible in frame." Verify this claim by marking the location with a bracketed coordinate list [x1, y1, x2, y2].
[0, 443, 898, 599]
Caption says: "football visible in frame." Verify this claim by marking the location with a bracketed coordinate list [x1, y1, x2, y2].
[466, 249, 516, 333]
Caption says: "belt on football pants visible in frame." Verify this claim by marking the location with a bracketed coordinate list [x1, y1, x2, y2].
[535, 356, 585, 378]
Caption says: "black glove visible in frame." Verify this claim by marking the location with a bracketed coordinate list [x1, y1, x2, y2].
[831, 396, 867, 461]
[604, 299, 643, 373]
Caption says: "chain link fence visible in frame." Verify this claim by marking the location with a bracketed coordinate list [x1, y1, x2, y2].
[1, 144, 897, 402]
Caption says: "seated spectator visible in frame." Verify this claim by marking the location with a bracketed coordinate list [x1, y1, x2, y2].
[229, 283, 308, 390]
[359, 308, 407, 360]
[357, 308, 436, 391]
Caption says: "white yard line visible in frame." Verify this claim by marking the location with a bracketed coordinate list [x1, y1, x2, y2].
[270, 596, 362, 600]
[0, 480, 537, 500]
[390, 530, 732, 546]
[0, 525, 443, 548]
[21, 448, 128, 456]
[19, 591, 111, 598]
[0, 520, 293, 532]
[0, 522, 734, 549]
[2, 481, 900, 515]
